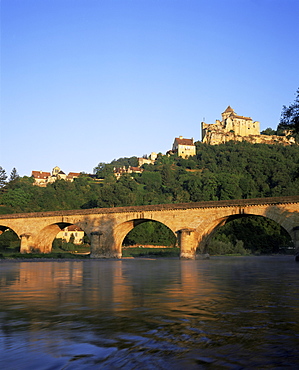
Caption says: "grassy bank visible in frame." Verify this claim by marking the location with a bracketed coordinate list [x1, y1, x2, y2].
[0, 251, 90, 260]
[0, 247, 180, 259]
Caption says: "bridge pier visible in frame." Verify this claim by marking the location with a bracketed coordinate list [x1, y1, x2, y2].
[178, 228, 197, 259]
[20, 233, 33, 253]
[90, 231, 121, 258]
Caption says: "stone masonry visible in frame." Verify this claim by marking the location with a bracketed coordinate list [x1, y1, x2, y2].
[0, 196, 299, 259]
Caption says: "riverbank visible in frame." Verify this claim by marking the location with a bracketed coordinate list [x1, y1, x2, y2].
[0, 254, 297, 263]
[0, 247, 181, 260]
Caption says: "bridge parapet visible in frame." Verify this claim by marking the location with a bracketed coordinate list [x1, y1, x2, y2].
[1, 196, 299, 220]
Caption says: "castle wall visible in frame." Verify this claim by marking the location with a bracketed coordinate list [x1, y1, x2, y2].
[201, 107, 292, 145]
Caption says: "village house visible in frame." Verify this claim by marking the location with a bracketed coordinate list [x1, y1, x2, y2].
[170, 136, 196, 158]
[31, 171, 51, 186]
[113, 166, 143, 179]
[31, 166, 80, 186]
[56, 225, 85, 244]
[138, 152, 157, 166]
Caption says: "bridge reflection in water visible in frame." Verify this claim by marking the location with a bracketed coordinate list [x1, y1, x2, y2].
[0, 260, 215, 314]
[1, 258, 299, 368]
[0, 196, 299, 259]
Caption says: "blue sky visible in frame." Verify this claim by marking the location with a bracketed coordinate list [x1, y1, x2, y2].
[1, 0, 298, 176]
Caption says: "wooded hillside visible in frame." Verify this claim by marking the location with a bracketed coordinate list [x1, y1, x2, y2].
[1, 141, 299, 214]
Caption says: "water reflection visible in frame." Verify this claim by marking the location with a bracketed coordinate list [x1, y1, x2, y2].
[1, 257, 299, 369]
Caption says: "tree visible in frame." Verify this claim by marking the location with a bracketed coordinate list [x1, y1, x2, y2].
[139, 172, 162, 191]
[93, 162, 115, 182]
[9, 168, 19, 182]
[261, 127, 276, 135]
[277, 88, 299, 141]
[110, 156, 138, 167]
[69, 233, 75, 244]
[0, 167, 7, 188]
[1, 188, 32, 212]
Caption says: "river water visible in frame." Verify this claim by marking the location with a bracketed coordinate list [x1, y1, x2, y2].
[0, 256, 299, 369]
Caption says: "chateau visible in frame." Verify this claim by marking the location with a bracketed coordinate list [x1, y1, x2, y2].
[201, 106, 295, 145]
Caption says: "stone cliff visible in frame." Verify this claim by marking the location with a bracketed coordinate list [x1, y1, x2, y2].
[202, 128, 295, 145]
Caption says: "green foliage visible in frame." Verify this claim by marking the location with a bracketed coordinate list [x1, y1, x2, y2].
[207, 239, 250, 256]
[1, 188, 33, 212]
[110, 156, 138, 167]
[1, 142, 299, 213]
[9, 168, 19, 182]
[93, 162, 114, 180]
[69, 233, 75, 244]
[210, 215, 292, 254]
[0, 229, 20, 252]
[123, 221, 176, 247]
[0, 167, 7, 188]
[1, 251, 90, 259]
[261, 128, 277, 135]
[277, 87, 299, 141]
[139, 171, 162, 191]
[61, 242, 77, 251]
[52, 238, 63, 250]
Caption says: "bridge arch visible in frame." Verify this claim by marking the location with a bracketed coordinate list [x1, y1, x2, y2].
[22, 222, 90, 254]
[0, 225, 20, 253]
[197, 212, 295, 255]
[0, 224, 18, 234]
[113, 218, 177, 256]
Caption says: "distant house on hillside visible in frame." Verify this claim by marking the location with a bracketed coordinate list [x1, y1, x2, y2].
[113, 166, 143, 179]
[56, 225, 85, 244]
[31, 166, 80, 186]
[138, 152, 158, 166]
[170, 136, 196, 158]
[67, 172, 81, 181]
[31, 171, 51, 186]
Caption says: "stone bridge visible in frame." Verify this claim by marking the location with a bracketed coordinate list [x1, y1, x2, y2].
[1, 196, 299, 259]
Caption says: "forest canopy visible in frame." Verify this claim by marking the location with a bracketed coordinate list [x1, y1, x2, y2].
[1, 141, 299, 214]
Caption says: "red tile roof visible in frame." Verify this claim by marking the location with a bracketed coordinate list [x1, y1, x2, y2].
[130, 167, 142, 172]
[31, 171, 51, 179]
[64, 225, 83, 232]
[175, 137, 194, 146]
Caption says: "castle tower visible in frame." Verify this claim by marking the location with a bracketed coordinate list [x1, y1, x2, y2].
[221, 106, 234, 121]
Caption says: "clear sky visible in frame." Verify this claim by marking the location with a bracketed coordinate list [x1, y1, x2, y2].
[1, 0, 298, 176]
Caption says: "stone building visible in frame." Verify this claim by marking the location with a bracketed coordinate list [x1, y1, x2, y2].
[201, 106, 295, 145]
[31, 171, 51, 186]
[113, 166, 143, 179]
[56, 224, 85, 244]
[171, 136, 196, 158]
[202, 106, 259, 143]
[31, 166, 80, 186]
[138, 152, 157, 166]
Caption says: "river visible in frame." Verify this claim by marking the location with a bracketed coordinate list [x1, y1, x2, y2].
[0, 256, 298, 369]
